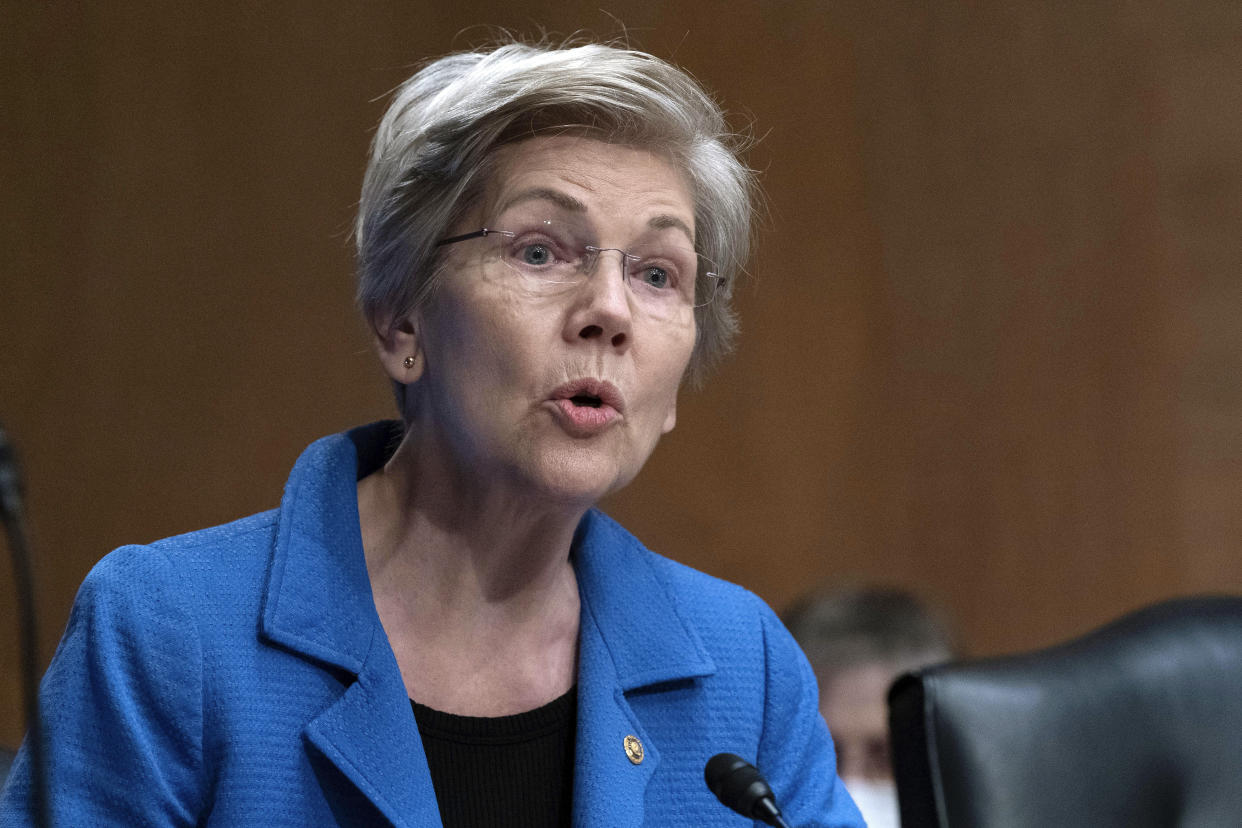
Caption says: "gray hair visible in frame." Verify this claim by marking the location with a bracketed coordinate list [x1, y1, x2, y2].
[783, 586, 959, 678]
[354, 40, 759, 397]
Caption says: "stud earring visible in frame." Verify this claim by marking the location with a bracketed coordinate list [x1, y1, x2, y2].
[403, 356, 416, 369]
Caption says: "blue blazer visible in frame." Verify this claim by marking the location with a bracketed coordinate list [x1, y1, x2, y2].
[1, 424, 863, 827]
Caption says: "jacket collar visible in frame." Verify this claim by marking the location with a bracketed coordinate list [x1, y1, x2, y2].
[261, 423, 438, 827]
[258, 422, 718, 827]
[572, 509, 717, 689]
[260, 423, 394, 674]
[571, 510, 717, 827]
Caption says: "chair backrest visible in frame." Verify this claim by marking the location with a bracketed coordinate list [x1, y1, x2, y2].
[888, 595, 1242, 828]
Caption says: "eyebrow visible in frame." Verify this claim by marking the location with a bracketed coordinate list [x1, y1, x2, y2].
[496, 187, 695, 244]
[647, 213, 695, 243]
[498, 187, 587, 215]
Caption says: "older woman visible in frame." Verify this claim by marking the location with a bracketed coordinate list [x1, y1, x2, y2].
[0, 42, 863, 827]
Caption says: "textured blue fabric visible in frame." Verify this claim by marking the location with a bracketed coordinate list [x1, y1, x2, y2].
[0, 423, 864, 827]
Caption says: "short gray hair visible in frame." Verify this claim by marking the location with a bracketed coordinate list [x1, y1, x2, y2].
[783, 586, 959, 678]
[354, 40, 759, 393]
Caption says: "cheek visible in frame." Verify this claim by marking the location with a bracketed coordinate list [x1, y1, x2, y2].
[647, 330, 695, 434]
[656, 326, 697, 392]
[421, 291, 521, 382]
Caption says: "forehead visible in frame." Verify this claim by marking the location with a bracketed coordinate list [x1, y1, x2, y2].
[480, 136, 696, 239]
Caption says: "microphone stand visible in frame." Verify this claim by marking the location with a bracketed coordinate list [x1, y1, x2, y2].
[1, 423, 51, 828]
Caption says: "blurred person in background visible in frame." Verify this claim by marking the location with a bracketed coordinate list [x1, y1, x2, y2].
[785, 585, 959, 828]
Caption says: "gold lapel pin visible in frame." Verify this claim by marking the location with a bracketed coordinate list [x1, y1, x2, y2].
[624, 734, 644, 765]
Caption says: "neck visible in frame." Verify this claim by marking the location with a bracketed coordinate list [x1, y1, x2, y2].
[357, 427, 584, 715]
[360, 427, 587, 598]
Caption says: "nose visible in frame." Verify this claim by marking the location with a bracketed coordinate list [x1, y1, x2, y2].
[566, 248, 633, 350]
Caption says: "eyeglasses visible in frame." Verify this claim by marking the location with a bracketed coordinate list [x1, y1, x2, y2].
[435, 226, 726, 319]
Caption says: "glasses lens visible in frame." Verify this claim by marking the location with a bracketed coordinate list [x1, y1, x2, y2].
[478, 225, 722, 317]
[618, 241, 702, 308]
[491, 229, 582, 286]
[640, 244, 720, 312]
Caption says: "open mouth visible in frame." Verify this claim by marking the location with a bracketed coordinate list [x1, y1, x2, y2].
[548, 379, 624, 431]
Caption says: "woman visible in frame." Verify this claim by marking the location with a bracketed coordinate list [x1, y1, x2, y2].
[1, 41, 863, 827]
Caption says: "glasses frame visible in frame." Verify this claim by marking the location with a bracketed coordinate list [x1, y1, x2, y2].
[435, 228, 727, 309]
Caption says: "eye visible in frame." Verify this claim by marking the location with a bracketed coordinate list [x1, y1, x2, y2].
[637, 266, 671, 290]
[520, 243, 553, 266]
[627, 242, 698, 298]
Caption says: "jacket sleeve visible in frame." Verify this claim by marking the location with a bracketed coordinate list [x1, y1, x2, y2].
[0, 544, 205, 826]
[755, 603, 865, 828]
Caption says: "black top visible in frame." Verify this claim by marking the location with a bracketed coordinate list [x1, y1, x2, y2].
[411, 687, 577, 828]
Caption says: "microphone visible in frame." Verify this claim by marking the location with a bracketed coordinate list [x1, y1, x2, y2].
[704, 752, 792, 828]
[0, 419, 22, 518]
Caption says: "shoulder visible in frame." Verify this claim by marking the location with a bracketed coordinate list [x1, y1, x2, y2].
[581, 509, 751, 603]
[14, 514, 282, 826]
[72, 509, 278, 642]
[582, 509, 796, 669]
[145, 508, 278, 560]
[100, 509, 275, 576]
[644, 543, 771, 620]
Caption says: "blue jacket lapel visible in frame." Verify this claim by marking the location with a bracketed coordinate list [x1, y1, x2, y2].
[304, 632, 443, 828]
[571, 510, 717, 827]
[261, 428, 442, 828]
[573, 607, 661, 828]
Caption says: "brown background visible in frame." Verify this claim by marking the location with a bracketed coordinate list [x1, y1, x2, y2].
[3, 2, 1240, 748]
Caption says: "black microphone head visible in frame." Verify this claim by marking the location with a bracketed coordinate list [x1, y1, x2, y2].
[0, 420, 23, 517]
[0, 421, 14, 471]
[705, 752, 784, 826]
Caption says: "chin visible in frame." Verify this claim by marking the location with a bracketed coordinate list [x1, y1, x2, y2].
[526, 446, 642, 507]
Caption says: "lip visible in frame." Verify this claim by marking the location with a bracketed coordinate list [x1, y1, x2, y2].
[547, 378, 625, 435]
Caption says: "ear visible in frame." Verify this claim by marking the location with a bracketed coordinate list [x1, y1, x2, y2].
[662, 401, 677, 434]
[373, 312, 425, 384]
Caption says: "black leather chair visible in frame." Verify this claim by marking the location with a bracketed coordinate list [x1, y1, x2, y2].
[888, 595, 1242, 827]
